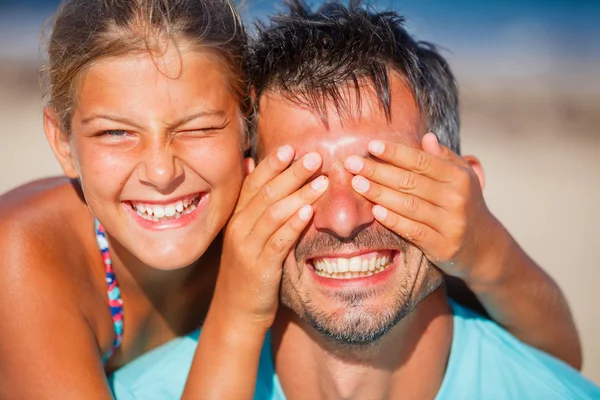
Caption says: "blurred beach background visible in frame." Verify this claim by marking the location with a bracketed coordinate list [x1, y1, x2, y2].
[1, 0, 598, 383]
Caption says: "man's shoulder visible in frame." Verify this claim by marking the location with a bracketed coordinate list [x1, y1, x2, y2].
[439, 301, 599, 399]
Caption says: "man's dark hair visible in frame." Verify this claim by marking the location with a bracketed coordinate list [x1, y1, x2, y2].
[247, 0, 460, 154]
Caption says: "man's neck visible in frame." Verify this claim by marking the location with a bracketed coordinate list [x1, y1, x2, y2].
[271, 288, 453, 400]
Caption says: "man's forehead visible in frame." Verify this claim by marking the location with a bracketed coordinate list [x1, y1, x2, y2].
[256, 83, 423, 160]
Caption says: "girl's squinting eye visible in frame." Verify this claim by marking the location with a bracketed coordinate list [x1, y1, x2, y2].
[104, 129, 128, 137]
[179, 121, 229, 136]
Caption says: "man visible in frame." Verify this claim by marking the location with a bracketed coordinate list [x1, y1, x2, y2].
[241, 1, 599, 398]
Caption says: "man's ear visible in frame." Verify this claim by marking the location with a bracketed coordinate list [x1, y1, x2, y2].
[43, 108, 79, 178]
[462, 155, 485, 189]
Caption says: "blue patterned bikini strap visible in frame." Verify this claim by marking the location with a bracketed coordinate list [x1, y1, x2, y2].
[95, 219, 124, 363]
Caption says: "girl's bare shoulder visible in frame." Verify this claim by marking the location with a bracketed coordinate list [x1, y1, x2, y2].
[0, 176, 99, 297]
[0, 176, 91, 238]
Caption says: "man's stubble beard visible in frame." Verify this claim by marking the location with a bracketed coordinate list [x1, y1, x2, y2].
[279, 225, 444, 347]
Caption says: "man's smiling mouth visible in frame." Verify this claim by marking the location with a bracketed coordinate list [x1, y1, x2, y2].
[309, 250, 395, 279]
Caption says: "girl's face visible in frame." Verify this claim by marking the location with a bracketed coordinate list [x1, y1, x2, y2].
[46, 46, 245, 270]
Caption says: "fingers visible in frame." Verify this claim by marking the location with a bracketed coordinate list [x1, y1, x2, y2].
[344, 155, 451, 207]
[242, 151, 323, 221]
[249, 176, 328, 248]
[366, 138, 465, 182]
[421, 133, 470, 168]
[258, 205, 315, 268]
[351, 175, 444, 232]
[237, 145, 296, 208]
[371, 205, 443, 257]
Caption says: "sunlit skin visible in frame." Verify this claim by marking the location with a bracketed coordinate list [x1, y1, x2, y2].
[256, 76, 452, 398]
[47, 45, 245, 270]
[257, 77, 445, 338]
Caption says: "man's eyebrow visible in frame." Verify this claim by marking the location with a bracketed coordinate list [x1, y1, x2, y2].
[80, 110, 226, 130]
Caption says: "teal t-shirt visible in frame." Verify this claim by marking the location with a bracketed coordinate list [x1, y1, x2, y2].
[109, 301, 599, 399]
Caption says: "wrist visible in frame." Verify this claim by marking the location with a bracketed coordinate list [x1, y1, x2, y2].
[208, 289, 275, 334]
[462, 217, 516, 291]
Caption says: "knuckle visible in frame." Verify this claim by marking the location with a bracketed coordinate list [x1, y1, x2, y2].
[242, 177, 258, 195]
[415, 151, 430, 172]
[404, 194, 419, 213]
[263, 205, 282, 225]
[398, 171, 417, 190]
[267, 236, 286, 254]
[364, 163, 377, 179]
[259, 183, 276, 203]
[225, 218, 245, 238]
[409, 225, 425, 242]
[370, 184, 382, 201]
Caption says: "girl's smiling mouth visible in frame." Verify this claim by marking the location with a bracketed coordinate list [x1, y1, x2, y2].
[122, 192, 209, 229]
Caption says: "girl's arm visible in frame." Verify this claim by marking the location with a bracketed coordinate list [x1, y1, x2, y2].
[183, 147, 327, 399]
[0, 215, 114, 399]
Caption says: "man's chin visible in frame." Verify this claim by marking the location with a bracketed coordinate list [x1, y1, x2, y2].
[305, 305, 411, 346]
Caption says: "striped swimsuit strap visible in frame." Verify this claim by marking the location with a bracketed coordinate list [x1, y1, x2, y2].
[94, 220, 124, 363]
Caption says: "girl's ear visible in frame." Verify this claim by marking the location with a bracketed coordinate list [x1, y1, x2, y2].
[43, 108, 78, 178]
[243, 157, 256, 176]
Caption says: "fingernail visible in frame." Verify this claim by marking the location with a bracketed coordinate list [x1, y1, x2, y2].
[311, 176, 328, 191]
[303, 152, 321, 170]
[369, 140, 385, 155]
[298, 205, 312, 221]
[345, 156, 364, 172]
[277, 145, 294, 162]
[352, 176, 370, 193]
[373, 205, 387, 220]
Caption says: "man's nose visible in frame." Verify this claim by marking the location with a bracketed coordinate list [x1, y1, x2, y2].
[137, 141, 184, 192]
[313, 161, 374, 239]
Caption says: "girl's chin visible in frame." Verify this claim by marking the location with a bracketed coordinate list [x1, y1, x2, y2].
[136, 249, 211, 271]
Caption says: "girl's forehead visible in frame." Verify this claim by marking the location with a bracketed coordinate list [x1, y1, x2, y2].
[74, 51, 240, 126]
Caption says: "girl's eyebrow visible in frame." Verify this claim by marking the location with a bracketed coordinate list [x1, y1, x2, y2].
[80, 113, 144, 130]
[80, 110, 226, 130]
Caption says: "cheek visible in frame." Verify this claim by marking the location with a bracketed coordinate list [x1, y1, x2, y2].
[71, 139, 133, 198]
[182, 136, 244, 190]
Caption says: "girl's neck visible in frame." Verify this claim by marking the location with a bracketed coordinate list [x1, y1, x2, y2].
[107, 232, 223, 334]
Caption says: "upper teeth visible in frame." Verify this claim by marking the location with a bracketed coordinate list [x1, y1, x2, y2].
[131, 195, 199, 220]
[313, 254, 392, 278]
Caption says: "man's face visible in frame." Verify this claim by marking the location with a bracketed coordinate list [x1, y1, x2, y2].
[257, 75, 443, 345]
